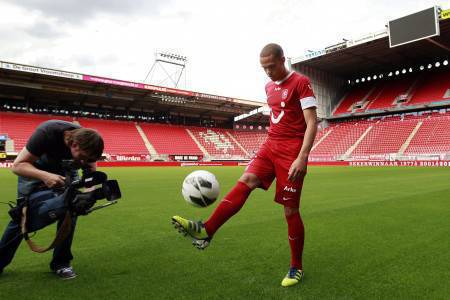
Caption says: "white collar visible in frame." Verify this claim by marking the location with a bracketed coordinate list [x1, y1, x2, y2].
[275, 71, 294, 85]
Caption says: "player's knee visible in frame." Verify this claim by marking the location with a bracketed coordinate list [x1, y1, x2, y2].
[284, 206, 299, 217]
[238, 173, 260, 190]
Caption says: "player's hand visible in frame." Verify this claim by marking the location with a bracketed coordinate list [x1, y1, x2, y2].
[43, 173, 66, 188]
[288, 157, 307, 182]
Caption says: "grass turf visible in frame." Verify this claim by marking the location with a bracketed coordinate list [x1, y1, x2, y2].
[0, 166, 449, 299]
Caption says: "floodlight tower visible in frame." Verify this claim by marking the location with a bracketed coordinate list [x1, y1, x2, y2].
[143, 51, 187, 88]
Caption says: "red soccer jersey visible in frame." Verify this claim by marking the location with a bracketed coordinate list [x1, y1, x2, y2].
[265, 71, 317, 139]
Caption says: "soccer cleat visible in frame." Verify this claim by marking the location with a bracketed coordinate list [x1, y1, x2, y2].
[281, 267, 304, 287]
[171, 216, 211, 250]
[54, 266, 77, 280]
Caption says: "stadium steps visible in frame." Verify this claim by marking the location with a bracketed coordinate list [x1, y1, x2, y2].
[344, 125, 373, 158]
[311, 128, 332, 151]
[332, 91, 349, 115]
[135, 124, 159, 158]
[397, 121, 423, 155]
[5, 139, 14, 152]
[185, 128, 210, 158]
[225, 131, 250, 157]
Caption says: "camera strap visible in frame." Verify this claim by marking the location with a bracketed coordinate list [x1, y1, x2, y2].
[20, 204, 73, 253]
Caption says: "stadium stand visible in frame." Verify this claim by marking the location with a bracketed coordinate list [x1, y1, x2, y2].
[310, 121, 372, 160]
[352, 119, 419, 156]
[77, 118, 148, 155]
[408, 71, 450, 105]
[188, 127, 247, 157]
[333, 85, 373, 115]
[0, 112, 72, 151]
[404, 113, 450, 155]
[334, 70, 450, 116]
[139, 123, 202, 155]
[232, 131, 267, 156]
[1, 110, 449, 161]
[366, 77, 418, 110]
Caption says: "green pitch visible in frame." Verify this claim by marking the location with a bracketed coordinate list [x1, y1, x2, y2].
[1, 166, 449, 299]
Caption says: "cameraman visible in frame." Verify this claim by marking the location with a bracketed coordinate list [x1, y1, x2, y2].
[0, 120, 104, 279]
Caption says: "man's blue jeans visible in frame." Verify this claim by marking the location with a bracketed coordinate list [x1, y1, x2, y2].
[0, 177, 77, 272]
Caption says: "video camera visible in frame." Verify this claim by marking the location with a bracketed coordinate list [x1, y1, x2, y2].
[8, 159, 122, 225]
[61, 159, 121, 216]
[5, 160, 122, 253]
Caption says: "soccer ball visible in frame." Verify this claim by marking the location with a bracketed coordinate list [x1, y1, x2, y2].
[182, 170, 220, 207]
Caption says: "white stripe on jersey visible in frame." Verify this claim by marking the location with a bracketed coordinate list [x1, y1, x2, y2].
[300, 96, 318, 110]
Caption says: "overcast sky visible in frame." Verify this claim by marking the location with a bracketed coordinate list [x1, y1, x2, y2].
[0, 0, 447, 101]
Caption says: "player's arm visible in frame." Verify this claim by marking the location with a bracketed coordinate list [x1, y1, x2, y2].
[12, 148, 65, 188]
[298, 107, 318, 160]
[288, 107, 317, 181]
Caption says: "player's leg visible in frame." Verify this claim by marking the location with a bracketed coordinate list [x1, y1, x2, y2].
[202, 172, 260, 236]
[172, 173, 260, 249]
[281, 205, 305, 287]
[272, 140, 307, 287]
[172, 143, 275, 249]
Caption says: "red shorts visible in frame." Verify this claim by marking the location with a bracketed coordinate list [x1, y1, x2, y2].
[245, 138, 306, 208]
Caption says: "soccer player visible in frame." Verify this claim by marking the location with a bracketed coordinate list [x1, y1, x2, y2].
[0, 120, 104, 279]
[172, 43, 318, 287]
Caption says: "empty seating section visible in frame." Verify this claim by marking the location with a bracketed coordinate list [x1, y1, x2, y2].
[352, 119, 418, 155]
[367, 77, 416, 110]
[334, 71, 450, 116]
[311, 121, 371, 159]
[140, 124, 202, 155]
[333, 85, 372, 115]
[189, 127, 246, 157]
[0, 112, 72, 151]
[1, 111, 449, 160]
[405, 115, 450, 154]
[409, 72, 450, 105]
[232, 131, 267, 156]
[77, 118, 148, 155]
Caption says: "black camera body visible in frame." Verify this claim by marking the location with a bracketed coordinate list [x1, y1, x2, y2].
[8, 160, 122, 224]
[62, 159, 121, 216]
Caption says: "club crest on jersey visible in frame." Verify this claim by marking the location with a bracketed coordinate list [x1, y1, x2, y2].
[281, 89, 289, 100]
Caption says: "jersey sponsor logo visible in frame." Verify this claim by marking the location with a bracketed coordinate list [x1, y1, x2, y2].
[281, 89, 289, 100]
[282, 197, 292, 201]
[274, 87, 281, 91]
[284, 186, 297, 193]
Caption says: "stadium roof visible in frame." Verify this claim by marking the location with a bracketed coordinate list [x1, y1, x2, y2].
[291, 18, 450, 80]
[0, 61, 263, 119]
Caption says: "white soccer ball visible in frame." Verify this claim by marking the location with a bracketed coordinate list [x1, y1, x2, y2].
[182, 170, 220, 207]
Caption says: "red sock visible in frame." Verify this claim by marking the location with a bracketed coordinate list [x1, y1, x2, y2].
[286, 211, 305, 269]
[204, 181, 252, 236]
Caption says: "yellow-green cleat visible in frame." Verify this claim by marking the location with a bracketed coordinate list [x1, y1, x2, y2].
[281, 268, 304, 287]
[171, 216, 211, 250]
